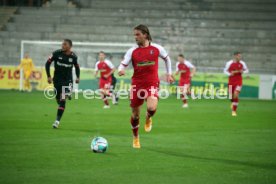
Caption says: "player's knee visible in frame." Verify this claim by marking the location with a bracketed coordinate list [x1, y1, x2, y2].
[233, 92, 239, 99]
[132, 115, 139, 121]
[147, 105, 156, 112]
[131, 110, 140, 119]
[131, 111, 139, 120]
[132, 111, 139, 118]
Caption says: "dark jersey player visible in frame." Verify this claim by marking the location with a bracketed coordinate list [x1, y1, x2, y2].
[111, 73, 119, 105]
[45, 39, 80, 128]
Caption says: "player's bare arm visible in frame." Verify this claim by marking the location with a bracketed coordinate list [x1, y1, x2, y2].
[166, 73, 174, 83]
[94, 70, 99, 78]
[74, 61, 80, 84]
[118, 70, 125, 76]
[175, 71, 180, 76]
[45, 56, 53, 84]
[190, 67, 196, 77]
[164, 59, 174, 83]
[104, 68, 115, 79]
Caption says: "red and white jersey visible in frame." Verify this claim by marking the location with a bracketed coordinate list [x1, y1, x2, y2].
[95, 60, 115, 80]
[118, 43, 172, 84]
[224, 60, 249, 85]
[176, 60, 195, 84]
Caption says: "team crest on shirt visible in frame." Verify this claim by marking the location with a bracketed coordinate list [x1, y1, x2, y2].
[68, 58, 73, 62]
[150, 50, 154, 55]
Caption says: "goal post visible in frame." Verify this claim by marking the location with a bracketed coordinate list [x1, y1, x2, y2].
[20, 40, 134, 91]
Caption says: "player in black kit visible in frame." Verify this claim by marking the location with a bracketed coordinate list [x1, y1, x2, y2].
[45, 39, 80, 128]
[111, 73, 119, 105]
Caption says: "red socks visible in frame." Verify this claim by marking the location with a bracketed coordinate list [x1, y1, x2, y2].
[147, 109, 156, 119]
[103, 95, 109, 106]
[131, 109, 156, 137]
[232, 98, 239, 111]
[130, 117, 139, 137]
[181, 94, 187, 104]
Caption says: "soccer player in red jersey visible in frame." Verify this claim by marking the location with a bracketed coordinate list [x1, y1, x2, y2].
[175, 54, 196, 108]
[224, 52, 249, 116]
[95, 51, 115, 109]
[118, 24, 174, 148]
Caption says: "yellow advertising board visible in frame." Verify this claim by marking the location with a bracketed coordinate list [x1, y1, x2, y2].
[0, 66, 51, 90]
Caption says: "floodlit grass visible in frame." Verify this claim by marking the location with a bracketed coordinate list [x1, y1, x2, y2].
[0, 90, 276, 184]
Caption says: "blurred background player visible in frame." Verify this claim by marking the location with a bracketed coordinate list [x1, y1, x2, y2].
[175, 54, 196, 108]
[18, 52, 34, 92]
[111, 73, 119, 105]
[224, 51, 249, 116]
[45, 39, 80, 128]
[94, 51, 115, 109]
[118, 24, 174, 149]
[109, 55, 119, 105]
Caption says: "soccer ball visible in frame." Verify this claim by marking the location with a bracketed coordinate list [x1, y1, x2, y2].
[91, 137, 108, 153]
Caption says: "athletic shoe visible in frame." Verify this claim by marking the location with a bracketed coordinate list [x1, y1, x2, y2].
[145, 117, 152, 132]
[182, 103, 188, 108]
[232, 111, 237, 117]
[52, 120, 60, 129]
[133, 137, 141, 148]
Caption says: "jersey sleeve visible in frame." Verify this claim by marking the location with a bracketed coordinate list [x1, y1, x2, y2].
[105, 60, 115, 69]
[73, 56, 80, 78]
[223, 61, 232, 76]
[175, 62, 179, 72]
[152, 43, 172, 74]
[45, 52, 57, 78]
[185, 61, 195, 69]
[241, 61, 249, 74]
[157, 45, 172, 75]
[118, 47, 135, 71]
[47, 52, 57, 63]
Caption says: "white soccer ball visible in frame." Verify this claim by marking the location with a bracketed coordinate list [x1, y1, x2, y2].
[91, 137, 108, 153]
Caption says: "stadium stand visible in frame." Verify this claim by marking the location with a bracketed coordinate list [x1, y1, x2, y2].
[0, 0, 275, 73]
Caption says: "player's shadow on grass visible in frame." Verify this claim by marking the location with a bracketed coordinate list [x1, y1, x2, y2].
[146, 148, 276, 171]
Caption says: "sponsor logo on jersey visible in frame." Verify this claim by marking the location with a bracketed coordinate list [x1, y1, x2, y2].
[58, 57, 63, 60]
[57, 61, 72, 68]
[137, 61, 155, 67]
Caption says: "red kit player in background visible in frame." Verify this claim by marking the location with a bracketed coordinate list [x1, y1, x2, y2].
[175, 54, 196, 108]
[224, 52, 249, 116]
[95, 51, 115, 109]
[118, 25, 174, 148]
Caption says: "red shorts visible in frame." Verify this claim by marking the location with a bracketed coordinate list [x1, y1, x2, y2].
[178, 82, 190, 94]
[228, 83, 242, 95]
[179, 80, 191, 87]
[99, 79, 111, 90]
[130, 82, 159, 108]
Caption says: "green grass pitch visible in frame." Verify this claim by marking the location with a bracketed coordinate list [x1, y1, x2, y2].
[0, 90, 276, 184]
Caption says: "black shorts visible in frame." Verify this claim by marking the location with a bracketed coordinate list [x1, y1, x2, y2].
[111, 77, 117, 90]
[54, 82, 73, 101]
